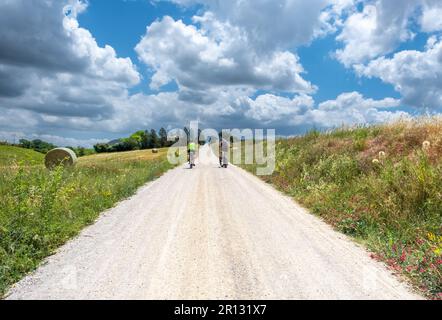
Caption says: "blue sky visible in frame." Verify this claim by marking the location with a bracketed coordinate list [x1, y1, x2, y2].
[0, 0, 441, 146]
[79, 0, 400, 101]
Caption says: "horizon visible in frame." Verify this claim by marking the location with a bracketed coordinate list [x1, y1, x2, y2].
[1, 0, 441, 148]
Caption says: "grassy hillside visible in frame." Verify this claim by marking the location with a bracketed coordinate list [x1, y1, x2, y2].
[0, 145, 44, 166]
[242, 118, 442, 298]
[0, 148, 174, 297]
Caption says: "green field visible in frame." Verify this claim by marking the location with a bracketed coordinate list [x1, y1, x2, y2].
[0, 145, 44, 166]
[241, 118, 442, 298]
[0, 147, 174, 297]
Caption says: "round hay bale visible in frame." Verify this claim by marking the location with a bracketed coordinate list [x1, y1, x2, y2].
[152, 148, 159, 154]
[45, 148, 77, 169]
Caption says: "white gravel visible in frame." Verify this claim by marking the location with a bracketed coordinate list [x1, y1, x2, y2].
[6, 146, 422, 300]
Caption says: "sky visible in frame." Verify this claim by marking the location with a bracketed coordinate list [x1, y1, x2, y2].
[0, 0, 441, 147]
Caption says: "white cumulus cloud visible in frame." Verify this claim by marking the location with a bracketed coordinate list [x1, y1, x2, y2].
[135, 16, 316, 97]
[356, 36, 442, 111]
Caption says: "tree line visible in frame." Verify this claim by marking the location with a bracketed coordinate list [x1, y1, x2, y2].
[18, 139, 57, 154]
[16, 139, 94, 157]
[93, 128, 172, 153]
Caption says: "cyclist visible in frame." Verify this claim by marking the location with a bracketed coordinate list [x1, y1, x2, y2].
[219, 138, 229, 168]
[188, 141, 196, 168]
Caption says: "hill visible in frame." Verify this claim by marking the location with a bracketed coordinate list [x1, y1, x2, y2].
[242, 118, 442, 298]
[0, 145, 44, 166]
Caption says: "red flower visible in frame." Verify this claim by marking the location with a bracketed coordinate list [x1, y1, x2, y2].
[400, 251, 407, 263]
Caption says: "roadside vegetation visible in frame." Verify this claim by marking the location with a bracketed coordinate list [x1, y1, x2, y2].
[0, 145, 44, 166]
[241, 118, 441, 299]
[0, 147, 174, 297]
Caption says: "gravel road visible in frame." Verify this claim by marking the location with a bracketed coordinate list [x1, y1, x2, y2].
[7, 146, 422, 300]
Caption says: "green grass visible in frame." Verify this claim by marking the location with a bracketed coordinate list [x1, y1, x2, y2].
[0, 146, 44, 166]
[241, 118, 442, 299]
[0, 148, 174, 297]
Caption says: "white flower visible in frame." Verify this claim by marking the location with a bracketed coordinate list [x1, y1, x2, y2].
[379, 151, 386, 159]
[423, 141, 431, 150]
[372, 159, 380, 164]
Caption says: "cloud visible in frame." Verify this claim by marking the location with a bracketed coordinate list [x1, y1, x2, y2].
[237, 94, 314, 124]
[0, 0, 88, 73]
[355, 36, 442, 111]
[335, 0, 417, 67]
[334, 0, 442, 67]
[224, 91, 406, 132]
[0, 0, 427, 146]
[0, 0, 140, 120]
[0, 0, 145, 145]
[310, 92, 407, 127]
[135, 15, 316, 97]
[0, 130, 107, 149]
[162, 0, 330, 49]
[420, 0, 442, 32]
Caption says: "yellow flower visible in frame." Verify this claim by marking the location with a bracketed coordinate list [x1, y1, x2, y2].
[428, 232, 436, 241]
[372, 159, 380, 164]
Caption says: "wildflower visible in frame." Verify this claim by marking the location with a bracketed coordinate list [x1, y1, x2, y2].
[400, 251, 407, 263]
[428, 232, 436, 241]
[422, 141, 431, 150]
[378, 151, 386, 159]
[372, 159, 380, 164]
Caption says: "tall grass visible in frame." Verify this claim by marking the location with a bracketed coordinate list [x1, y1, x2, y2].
[0, 150, 174, 297]
[0, 145, 44, 166]
[242, 118, 442, 298]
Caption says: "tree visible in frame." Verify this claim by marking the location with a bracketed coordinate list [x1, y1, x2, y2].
[19, 139, 32, 149]
[112, 138, 139, 152]
[77, 147, 86, 157]
[130, 130, 145, 149]
[140, 130, 150, 149]
[149, 129, 159, 148]
[159, 128, 168, 147]
[94, 143, 110, 153]
[29, 139, 57, 154]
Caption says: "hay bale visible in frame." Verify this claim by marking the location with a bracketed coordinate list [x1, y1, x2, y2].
[152, 148, 159, 154]
[45, 148, 77, 169]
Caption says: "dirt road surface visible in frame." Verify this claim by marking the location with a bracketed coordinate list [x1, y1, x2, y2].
[7, 145, 422, 300]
